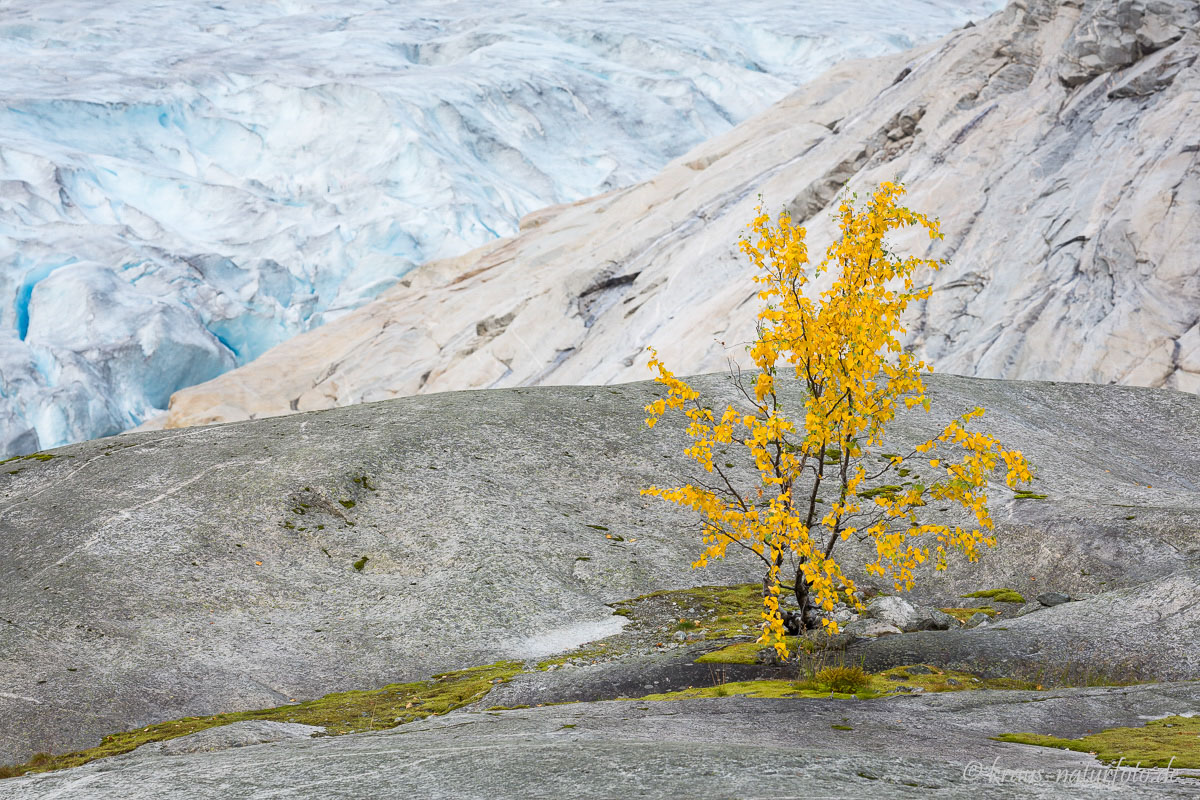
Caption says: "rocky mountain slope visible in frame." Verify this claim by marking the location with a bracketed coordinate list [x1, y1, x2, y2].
[2, 372, 1199, 775]
[0, 0, 996, 458]
[159, 0, 1200, 431]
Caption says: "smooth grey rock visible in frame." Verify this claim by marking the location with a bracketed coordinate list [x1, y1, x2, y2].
[867, 597, 954, 631]
[964, 612, 992, 628]
[848, 568, 1200, 684]
[914, 608, 956, 631]
[1013, 602, 1045, 618]
[864, 596, 917, 629]
[132, 721, 324, 756]
[841, 619, 903, 639]
[2, 371, 1199, 766]
[1038, 591, 1072, 607]
[5, 683, 1200, 799]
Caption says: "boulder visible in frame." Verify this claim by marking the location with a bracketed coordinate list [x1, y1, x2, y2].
[839, 619, 903, 639]
[1037, 591, 1072, 607]
[964, 612, 992, 628]
[864, 596, 954, 631]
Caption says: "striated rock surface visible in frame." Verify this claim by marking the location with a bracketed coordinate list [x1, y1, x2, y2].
[3, 371, 1200, 766]
[160, 0, 1200, 431]
[6, 686, 1200, 798]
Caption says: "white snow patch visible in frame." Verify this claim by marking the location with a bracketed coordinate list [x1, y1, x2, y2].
[509, 615, 629, 660]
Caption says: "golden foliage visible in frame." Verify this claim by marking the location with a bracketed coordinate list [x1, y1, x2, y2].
[641, 182, 1033, 658]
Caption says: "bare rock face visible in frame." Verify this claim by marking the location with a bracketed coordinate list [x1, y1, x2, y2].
[158, 0, 1200, 431]
[8, 686, 1200, 799]
[3, 371, 1200, 767]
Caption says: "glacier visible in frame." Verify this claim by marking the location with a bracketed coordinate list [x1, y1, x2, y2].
[0, 0, 1003, 456]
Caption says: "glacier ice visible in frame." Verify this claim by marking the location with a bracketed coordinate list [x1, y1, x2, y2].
[0, 0, 1004, 456]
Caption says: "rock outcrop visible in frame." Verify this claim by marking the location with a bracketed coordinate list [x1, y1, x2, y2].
[2, 371, 1199, 766]
[158, 0, 1200, 430]
[7, 685, 1200, 798]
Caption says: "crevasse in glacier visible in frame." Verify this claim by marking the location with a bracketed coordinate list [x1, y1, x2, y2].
[0, 0, 1003, 456]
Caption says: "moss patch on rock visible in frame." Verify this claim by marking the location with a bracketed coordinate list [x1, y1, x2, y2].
[961, 588, 1026, 603]
[611, 582, 768, 639]
[995, 715, 1200, 770]
[939, 607, 1000, 623]
[694, 637, 812, 665]
[0, 661, 520, 780]
[635, 663, 1035, 703]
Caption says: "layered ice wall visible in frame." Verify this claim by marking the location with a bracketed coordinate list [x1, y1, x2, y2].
[0, 0, 1003, 456]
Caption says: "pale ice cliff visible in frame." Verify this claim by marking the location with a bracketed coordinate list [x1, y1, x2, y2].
[159, 0, 1200, 430]
[0, 0, 1002, 456]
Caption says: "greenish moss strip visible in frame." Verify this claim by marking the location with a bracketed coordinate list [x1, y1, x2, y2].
[0, 661, 521, 780]
[961, 588, 1026, 603]
[995, 715, 1200, 770]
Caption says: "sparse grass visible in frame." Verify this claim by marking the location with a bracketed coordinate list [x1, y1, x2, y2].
[961, 588, 1026, 603]
[695, 637, 813, 665]
[0, 452, 56, 466]
[816, 665, 870, 693]
[611, 582, 768, 640]
[636, 679, 837, 701]
[536, 643, 613, 670]
[996, 715, 1200, 770]
[647, 659, 1036, 703]
[0, 661, 520, 779]
[1029, 660, 1154, 689]
[939, 607, 999, 623]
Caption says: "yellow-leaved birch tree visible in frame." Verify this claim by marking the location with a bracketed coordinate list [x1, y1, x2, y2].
[641, 182, 1033, 658]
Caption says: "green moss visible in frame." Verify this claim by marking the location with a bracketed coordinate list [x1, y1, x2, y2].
[611, 582, 768, 640]
[831, 724, 853, 731]
[662, 662, 1033, 700]
[1, 452, 55, 466]
[961, 588, 1026, 603]
[636, 679, 842, 701]
[995, 715, 1200, 770]
[0, 661, 521, 779]
[939, 607, 999, 623]
[870, 665, 1034, 693]
[858, 485, 902, 500]
[536, 642, 614, 670]
[611, 608, 632, 618]
[1013, 490, 1048, 500]
[695, 637, 810, 665]
[585, 524, 609, 531]
[339, 499, 356, 509]
[352, 556, 369, 572]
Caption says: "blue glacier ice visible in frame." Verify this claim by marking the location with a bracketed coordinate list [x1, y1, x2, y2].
[0, 0, 1004, 456]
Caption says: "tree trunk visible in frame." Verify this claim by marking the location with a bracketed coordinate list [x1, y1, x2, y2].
[794, 562, 818, 630]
